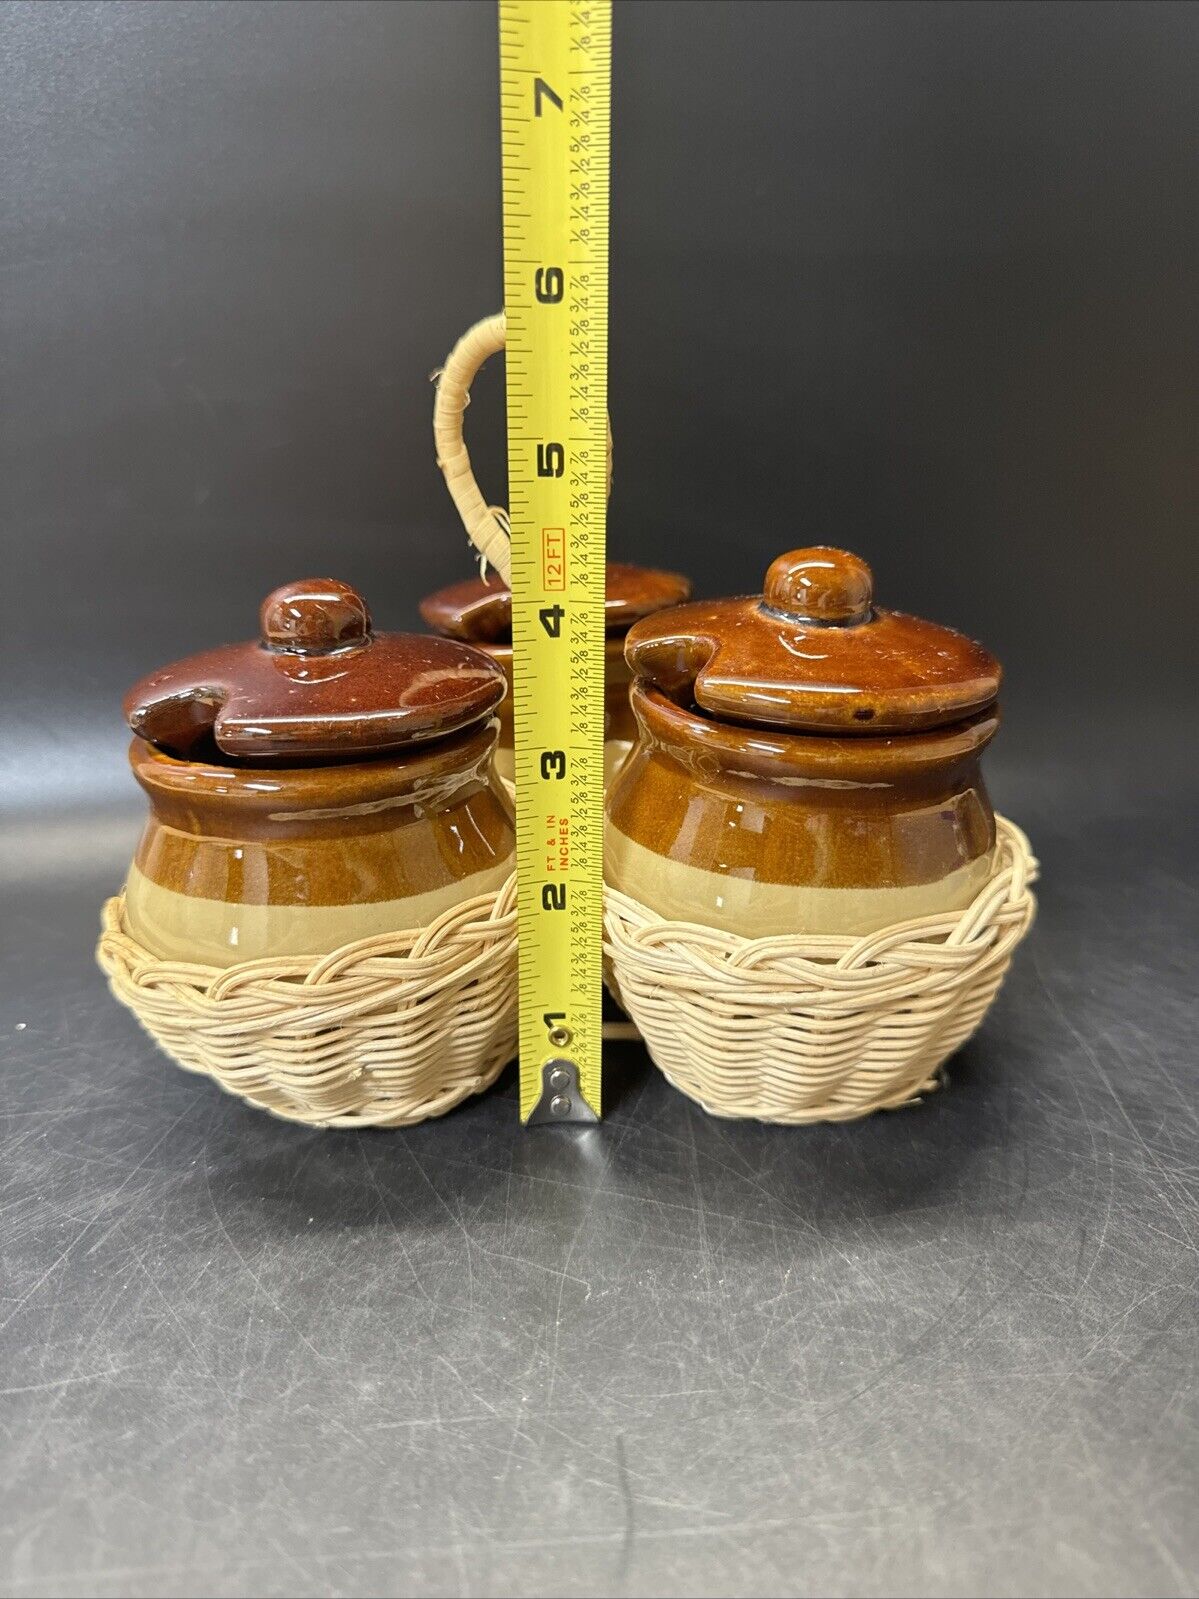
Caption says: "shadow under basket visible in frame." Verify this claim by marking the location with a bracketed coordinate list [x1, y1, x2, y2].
[603, 815, 1038, 1125]
[97, 876, 518, 1129]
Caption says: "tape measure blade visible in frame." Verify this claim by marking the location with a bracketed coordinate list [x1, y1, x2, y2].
[499, 0, 610, 1123]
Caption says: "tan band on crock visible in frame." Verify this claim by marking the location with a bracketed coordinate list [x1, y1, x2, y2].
[97, 874, 518, 1129]
[432, 311, 613, 584]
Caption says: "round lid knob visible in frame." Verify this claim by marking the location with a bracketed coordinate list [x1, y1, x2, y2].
[763, 547, 873, 626]
[261, 579, 371, 654]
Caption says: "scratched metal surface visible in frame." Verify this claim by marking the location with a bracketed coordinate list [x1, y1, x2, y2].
[1, 725, 1195, 1599]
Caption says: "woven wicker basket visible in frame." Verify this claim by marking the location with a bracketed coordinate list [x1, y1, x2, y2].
[97, 875, 518, 1128]
[603, 815, 1037, 1124]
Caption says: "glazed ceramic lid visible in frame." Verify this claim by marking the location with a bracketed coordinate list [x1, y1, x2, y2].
[125, 579, 507, 763]
[623, 547, 1000, 734]
[419, 563, 692, 644]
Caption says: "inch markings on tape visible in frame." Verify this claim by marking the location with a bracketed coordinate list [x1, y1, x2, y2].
[499, 0, 611, 1123]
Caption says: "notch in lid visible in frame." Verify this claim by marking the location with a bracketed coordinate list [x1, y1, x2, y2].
[125, 579, 507, 763]
[624, 547, 1000, 734]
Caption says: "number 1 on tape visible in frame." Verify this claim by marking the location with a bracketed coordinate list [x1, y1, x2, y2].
[499, 0, 610, 1123]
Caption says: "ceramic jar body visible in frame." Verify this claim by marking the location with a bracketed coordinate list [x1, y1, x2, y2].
[125, 721, 516, 965]
[605, 685, 998, 938]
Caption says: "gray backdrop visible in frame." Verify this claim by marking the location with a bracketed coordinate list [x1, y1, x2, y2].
[2, 5, 1196, 1598]
[5, 0, 1198, 808]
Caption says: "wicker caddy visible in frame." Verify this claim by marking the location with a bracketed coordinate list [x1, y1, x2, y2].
[98, 877, 518, 1129]
[604, 817, 1037, 1124]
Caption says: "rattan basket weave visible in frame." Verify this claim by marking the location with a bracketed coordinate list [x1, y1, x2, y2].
[432, 310, 612, 581]
[603, 815, 1037, 1124]
[97, 875, 518, 1128]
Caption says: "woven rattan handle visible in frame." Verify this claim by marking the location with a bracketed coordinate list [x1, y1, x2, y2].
[433, 311, 612, 585]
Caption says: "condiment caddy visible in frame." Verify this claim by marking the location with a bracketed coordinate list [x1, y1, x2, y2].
[97, 401, 1037, 1130]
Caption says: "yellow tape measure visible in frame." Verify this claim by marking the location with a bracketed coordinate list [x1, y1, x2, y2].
[499, 0, 611, 1123]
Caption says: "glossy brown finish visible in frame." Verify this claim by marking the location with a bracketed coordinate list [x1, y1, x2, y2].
[624, 547, 1000, 735]
[260, 578, 372, 652]
[608, 545, 1004, 932]
[128, 721, 514, 905]
[419, 562, 693, 644]
[419, 572, 513, 645]
[128, 721, 502, 842]
[763, 547, 873, 624]
[125, 579, 507, 763]
[607, 684, 997, 891]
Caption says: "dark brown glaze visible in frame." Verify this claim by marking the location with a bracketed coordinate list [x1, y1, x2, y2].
[419, 562, 693, 644]
[128, 721, 502, 839]
[260, 578, 371, 652]
[606, 684, 998, 890]
[128, 719, 515, 905]
[624, 547, 999, 735]
[125, 579, 507, 763]
[418, 572, 513, 644]
[763, 547, 873, 624]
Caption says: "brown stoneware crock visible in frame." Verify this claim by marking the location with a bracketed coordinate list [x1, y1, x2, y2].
[420, 562, 691, 784]
[123, 579, 516, 965]
[605, 547, 1002, 937]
